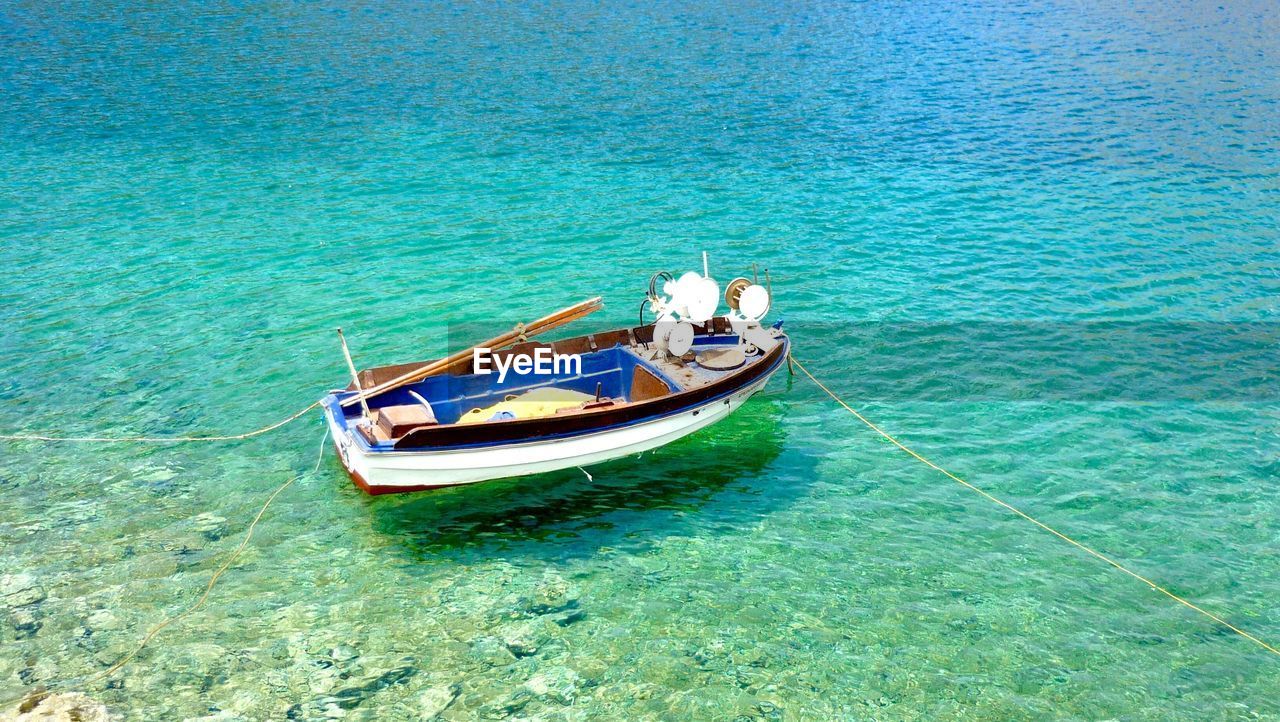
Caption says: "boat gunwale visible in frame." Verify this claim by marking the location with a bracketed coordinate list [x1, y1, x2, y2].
[321, 329, 788, 454]
[324, 365, 778, 461]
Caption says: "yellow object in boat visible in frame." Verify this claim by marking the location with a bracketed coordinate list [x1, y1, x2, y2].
[457, 387, 596, 425]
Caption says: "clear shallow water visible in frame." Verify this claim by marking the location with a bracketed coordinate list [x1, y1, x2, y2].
[2, 0, 1278, 718]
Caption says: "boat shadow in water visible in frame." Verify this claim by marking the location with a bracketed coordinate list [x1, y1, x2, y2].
[361, 393, 810, 560]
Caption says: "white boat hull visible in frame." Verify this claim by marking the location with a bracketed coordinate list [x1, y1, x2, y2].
[324, 371, 776, 494]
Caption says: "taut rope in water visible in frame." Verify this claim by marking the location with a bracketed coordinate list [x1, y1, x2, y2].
[788, 353, 1280, 659]
[0, 400, 321, 443]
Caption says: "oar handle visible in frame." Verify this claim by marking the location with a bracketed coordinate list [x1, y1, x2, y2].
[339, 297, 603, 408]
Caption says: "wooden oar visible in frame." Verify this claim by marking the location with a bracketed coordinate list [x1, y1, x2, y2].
[340, 297, 603, 408]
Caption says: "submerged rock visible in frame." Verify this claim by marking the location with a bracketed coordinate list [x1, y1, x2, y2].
[4, 692, 111, 721]
[418, 683, 460, 720]
[191, 513, 229, 541]
[467, 637, 516, 668]
[476, 688, 532, 719]
[524, 666, 584, 705]
[524, 573, 579, 616]
[551, 608, 586, 627]
[499, 620, 549, 659]
[0, 574, 47, 610]
[85, 609, 120, 632]
[329, 645, 359, 663]
[321, 665, 417, 711]
[9, 607, 41, 639]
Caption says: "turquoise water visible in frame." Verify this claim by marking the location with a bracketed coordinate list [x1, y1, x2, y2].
[2, 0, 1279, 718]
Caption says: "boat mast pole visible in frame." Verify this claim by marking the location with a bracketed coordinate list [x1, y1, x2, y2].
[337, 328, 373, 425]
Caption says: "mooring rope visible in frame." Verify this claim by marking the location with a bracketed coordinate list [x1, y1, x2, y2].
[1, 397, 328, 713]
[83, 427, 330, 685]
[0, 400, 321, 443]
[3, 428, 330, 713]
[788, 353, 1279, 658]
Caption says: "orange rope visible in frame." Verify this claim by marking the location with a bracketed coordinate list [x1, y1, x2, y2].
[788, 353, 1279, 658]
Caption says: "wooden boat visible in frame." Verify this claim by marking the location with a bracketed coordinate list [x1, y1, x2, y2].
[321, 266, 788, 494]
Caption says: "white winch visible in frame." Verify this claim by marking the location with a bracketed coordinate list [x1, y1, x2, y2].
[644, 252, 775, 359]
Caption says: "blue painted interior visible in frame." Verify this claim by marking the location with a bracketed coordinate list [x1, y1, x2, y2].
[339, 344, 682, 425]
